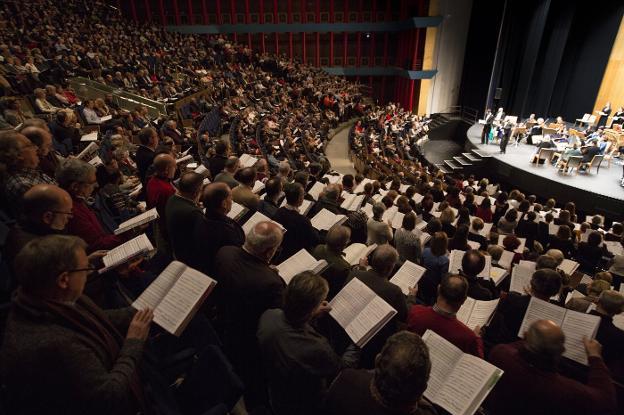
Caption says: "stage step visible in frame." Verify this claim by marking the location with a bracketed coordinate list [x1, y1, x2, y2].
[472, 149, 494, 158]
[435, 164, 451, 174]
[453, 156, 472, 166]
[462, 152, 481, 162]
[444, 159, 463, 170]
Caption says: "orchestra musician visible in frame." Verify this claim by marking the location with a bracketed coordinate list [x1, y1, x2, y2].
[596, 102, 611, 128]
[482, 109, 494, 144]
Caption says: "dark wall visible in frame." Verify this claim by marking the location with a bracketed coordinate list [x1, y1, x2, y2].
[459, 0, 624, 120]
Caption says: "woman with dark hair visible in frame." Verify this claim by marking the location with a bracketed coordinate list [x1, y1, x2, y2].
[463, 192, 477, 215]
[448, 224, 470, 251]
[475, 194, 493, 223]
[456, 207, 471, 228]
[394, 213, 422, 264]
[498, 209, 519, 235]
[547, 225, 576, 259]
[419, 232, 449, 304]
[445, 185, 462, 209]
[492, 191, 509, 224]
[576, 231, 612, 274]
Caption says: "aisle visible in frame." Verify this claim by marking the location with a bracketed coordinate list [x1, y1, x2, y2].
[325, 121, 356, 175]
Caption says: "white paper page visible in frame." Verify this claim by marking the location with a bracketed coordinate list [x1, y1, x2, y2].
[498, 250, 515, 270]
[340, 193, 357, 210]
[604, 241, 624, 256]
[175, 154, 193, 164]
[479, 222, 493, 237]
[114, 208, 159, 235]
[308, 181, 325, 201]
[227, 202, 247, 220]
[323, 173, 343, 184]
[100, 115, 112, 121]
[465, 299, 499, 329]
[509, 265, 534, 294]
[346, 295, 396, 347]
[362, 203, 374, 218]
[561, 310, 601, 365]
[412, 193, 424, 204]
[390, 211, 405, 230]
[310, 208, 346, 231]
[455, 297, 475, 328]
[422, 330, 465, 403]
[242, 211, 284, 235]
[518, 297, 566, 338]
[153, 266, 216, 335]
[76, 142, 99, 161]
[448, 250, 465, 274]
[565, 290, 584, 305]
[252, 180, 265, 194]
[239, 153, 258, 168]
[276, 249, 320, 284]
[329, 278, 376, 333]
[467, 240, 481, 250]
[479, 255, 492, 279]
[489, 266, 508, 286]
[343, 243, 377, 266]
[132, 260, 185, 310]
[389, 260, 426, 295]
[80, 131, 98, 142]
[558, 259, 579, 275]
[382, 206, 399, 223]
[434, 354, 502, 415]
[518, 260, 536, 271]
[101, 234, 154, 271]
[353, 178, 374, 194]
[194, 164, 208, 175]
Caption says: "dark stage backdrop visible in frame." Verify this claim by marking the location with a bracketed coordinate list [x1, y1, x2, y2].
[458, 0, 624, 121]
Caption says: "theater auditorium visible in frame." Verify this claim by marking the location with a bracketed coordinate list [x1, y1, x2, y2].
[0, 1, 623, 414]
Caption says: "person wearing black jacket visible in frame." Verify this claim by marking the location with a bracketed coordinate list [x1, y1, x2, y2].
[461, 250, 498, 300]
[206, 139, 229, 179]
[133, 127, 158, 186]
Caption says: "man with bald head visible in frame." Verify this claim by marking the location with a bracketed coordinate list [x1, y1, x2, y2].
[146, 153, 176, 253]
[190, 182, 244, 274]
[20, 125, 59, 178]
[486, 319, 616, 415]
[5, 184, 73, 269]
[215, 221, 285, 410]
[346, 244, 411, 368]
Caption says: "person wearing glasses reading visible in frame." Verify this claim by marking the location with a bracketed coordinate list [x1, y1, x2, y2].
[0, 234, 154, 415]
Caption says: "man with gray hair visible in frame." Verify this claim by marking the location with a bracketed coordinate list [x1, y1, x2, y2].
[591, 290, 624, 381]
[346, 244, 408, 368]
[214, 221, 285, 410]
[487, 319, 616, 414]
[367, 202, 393, 245]
[325, 331, 435, 415]
[313, 224, 356, 299]
[310, 183, 344, 216]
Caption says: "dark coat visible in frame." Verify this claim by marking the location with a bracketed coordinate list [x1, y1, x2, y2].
[165, 194, 204, 266]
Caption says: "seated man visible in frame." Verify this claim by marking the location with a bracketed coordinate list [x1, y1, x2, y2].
[530, 136, 555, 164]
[462, 249, 498, 300]
[258, 271, 356, 415]
[257, 177, 283, 219]
[1, 235, 154, 414]
[213, 156, 240, 189]
[324, 331, 436, 415]
[231, 167, 260, 211]
[486, 320, 617, 415]
[313, 224, 356, 300]
[408, 274, 484, 357]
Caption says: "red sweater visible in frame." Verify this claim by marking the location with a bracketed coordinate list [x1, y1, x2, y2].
[407, 305, 484, 358]
[67, 197, 123, 252]
[146, 176, 175, 221]
[486, 341, 616, 415]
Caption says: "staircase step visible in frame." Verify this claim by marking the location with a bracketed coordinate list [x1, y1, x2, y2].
[472, 149, 494, 158]
[444, 159, 463, 170]
[435, 164, 451, 174]
[453, 156, 472, 166]
[462, 153, 481, 162]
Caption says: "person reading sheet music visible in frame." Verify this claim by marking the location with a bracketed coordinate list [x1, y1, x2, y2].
[231, 167, 260, 210]
[485, 320, 616, 415]
[214, 221, 285, 409]
[408, 275, 484, 358]
[309, 183, 346, 217]
[191, 182, 244, 275]
[589, 290, 624, 382]
[258, 272, 358, 415]
[273, 182, 320, 263]
[485, 268, 562, 345]
[324, 331, 436, 415]
[345, 245, 411, 368]
[460, 250, 499, 301]
[257, 177, 283, 219]
[164, 172, 205, 266]
[313, 225, 366, 300]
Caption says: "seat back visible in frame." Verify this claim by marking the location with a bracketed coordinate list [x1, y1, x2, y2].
[590, 154, 604, 168]
[538, 148, 554, 161]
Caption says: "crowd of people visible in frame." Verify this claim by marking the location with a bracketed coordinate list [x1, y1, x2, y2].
[0, 1, 623, 415]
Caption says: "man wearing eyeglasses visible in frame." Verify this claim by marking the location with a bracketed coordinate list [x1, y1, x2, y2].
[1, 234, 154, 415]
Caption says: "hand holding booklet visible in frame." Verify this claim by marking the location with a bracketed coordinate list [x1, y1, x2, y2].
[422, 330, 503, 415]
[132, 261, 217, 336]
[113, 208, 159, 235]
[389, 260, 426, 295]
[329, 278, 397, 347]
[99, 234, 154, 274]
[276, 249, 328, 284]
[343, 243, 377, 266]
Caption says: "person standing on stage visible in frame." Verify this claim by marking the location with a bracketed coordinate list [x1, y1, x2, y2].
[500, 120, 512, 154]
[482, 109, 494, 145]
[597, 102, 611, 128]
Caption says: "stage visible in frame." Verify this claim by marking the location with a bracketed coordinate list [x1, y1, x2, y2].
[464, 123, 624, 218]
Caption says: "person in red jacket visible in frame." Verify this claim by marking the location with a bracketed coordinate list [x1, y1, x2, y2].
[56, 158, 124, 252]
[146, 153, 176, 253]
[407, 274, 484, 358]
[485, 319, 617, 415]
